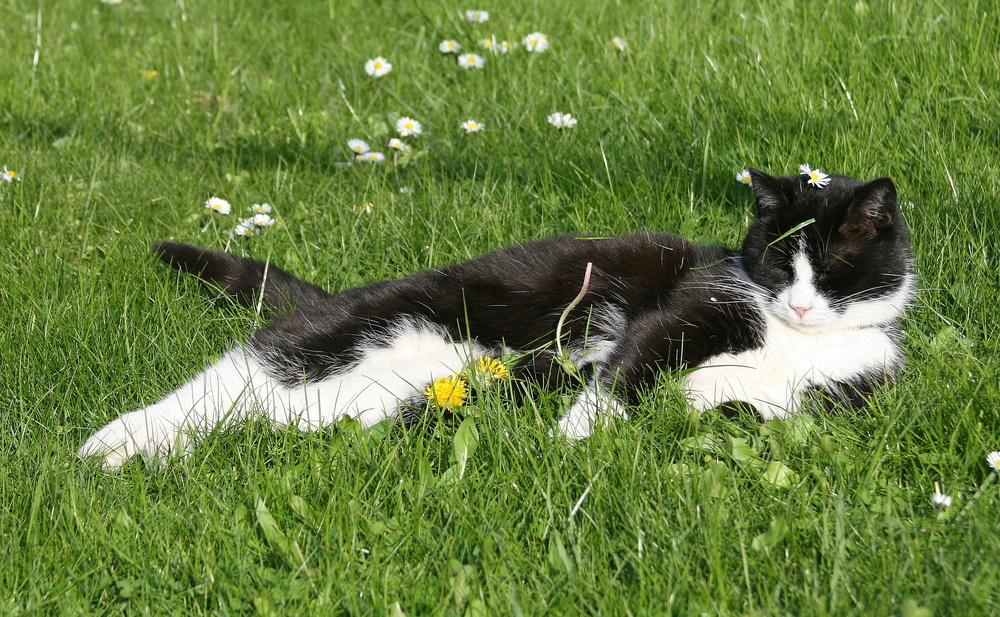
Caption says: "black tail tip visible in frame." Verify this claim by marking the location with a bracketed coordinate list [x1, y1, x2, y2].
[150, 241, 213, 274]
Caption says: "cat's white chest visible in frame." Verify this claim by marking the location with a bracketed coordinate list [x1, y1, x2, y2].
[682, 317, 900, 419]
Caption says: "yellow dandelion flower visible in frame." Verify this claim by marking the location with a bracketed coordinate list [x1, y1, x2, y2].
[425, 376, 469, 410]
[473, 357, 509, 381]
[140, 69, 158, 80]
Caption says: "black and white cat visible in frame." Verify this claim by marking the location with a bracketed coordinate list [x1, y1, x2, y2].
[78, 168, 915, 469]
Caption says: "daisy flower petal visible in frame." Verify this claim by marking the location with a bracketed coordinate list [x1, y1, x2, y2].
[808, 170, 830, 188]
[348, 139, 371, 154]
[364, 56, 392, 77]
[461, 119, 484, 133]
[547, 112, 577, 129]
[205, 197, 232, 214]
[247, 213, 275, 227]
[395, 117, 423, 137]
[799, 164, 831, 188]
[522, 32, 549, 52]
[931, 491, 953, 508]
[987, 451, 1000, 470]
[611, 37, 627, 52]
[458, 53, 486, 69]
[736, 169, 753, 185]
[2, 166, 19, 183]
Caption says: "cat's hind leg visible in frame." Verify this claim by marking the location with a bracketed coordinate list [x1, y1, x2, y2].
[78, 347, 271, 469]
[273, 319, 488, 431]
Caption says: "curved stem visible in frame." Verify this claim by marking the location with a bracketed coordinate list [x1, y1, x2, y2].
[555, 262, 593, 360]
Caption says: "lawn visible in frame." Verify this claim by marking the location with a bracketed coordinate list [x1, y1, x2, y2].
[2, 0, 999, 614]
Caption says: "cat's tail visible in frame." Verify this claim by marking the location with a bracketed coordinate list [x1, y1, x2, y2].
[151, 241, 332, 315]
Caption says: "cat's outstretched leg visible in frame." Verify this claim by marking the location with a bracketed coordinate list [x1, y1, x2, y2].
[79, 322, 487, 468]
[78, 347, 266, 469]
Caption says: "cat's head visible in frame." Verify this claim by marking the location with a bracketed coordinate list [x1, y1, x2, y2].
[740, 168, 914, 330]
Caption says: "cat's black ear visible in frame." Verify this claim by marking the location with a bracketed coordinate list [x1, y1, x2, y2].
[840, 177, 898, 239]
[748, 168, 789, 215]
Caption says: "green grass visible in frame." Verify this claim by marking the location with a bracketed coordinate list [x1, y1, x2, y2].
[2, 0, 1000, 614]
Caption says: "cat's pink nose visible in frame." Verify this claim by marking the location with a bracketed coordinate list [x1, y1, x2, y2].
[791, 305, 812, 319]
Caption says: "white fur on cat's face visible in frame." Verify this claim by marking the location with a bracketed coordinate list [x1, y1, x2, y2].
[765, 249, 914, 331]
[770, 252, 832, 328]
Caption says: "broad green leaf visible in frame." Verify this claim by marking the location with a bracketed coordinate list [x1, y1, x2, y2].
[751, 516, 788, 551]
[701, 461, 730, 499]
[762, 461, 797, 488]
[452, 417, 480, 474]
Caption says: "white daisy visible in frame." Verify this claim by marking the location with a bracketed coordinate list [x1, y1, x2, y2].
[204, 197, 232, 214]
[987, 451, 1000, 470]
[931, 491, 953, 508]
[388, 138, 406, 150]
[523, 32, 549, 52]
[363, 151, 386, 162]
[461, 119, 484, 133]
[246, 213, 275, 227]
[736, 169, 752, 185]
[249, 203, 272, 214]
[499, 41, 515, 54]
[439, 40, 462, 53]
[458, 53, 485, 69]
[800, 164, 831, 189]
[611, 37, 627, 52]
[547, 112, 577, 129]
[479, 37, 497, 51]
[464, 10, 489, 22]
[233, 223, 256, 236]
[348, 139, 370, 154]
[2, 166, 19, 183]
[395, 117, 422, 137]
[364, 56, 392, 77]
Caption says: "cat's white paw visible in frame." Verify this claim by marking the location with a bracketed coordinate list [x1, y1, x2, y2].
[78, 410, 187, 470]
[553, 386, 628, 441]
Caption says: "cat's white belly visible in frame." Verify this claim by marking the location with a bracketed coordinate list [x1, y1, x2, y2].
[682, 318, 900, 420]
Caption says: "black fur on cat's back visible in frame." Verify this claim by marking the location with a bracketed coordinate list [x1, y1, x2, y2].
[153, 232, 762, 400]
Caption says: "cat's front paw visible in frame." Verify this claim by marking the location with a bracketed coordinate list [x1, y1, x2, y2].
[78, 410, 187, 470]
[553, 386, 628, 441]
